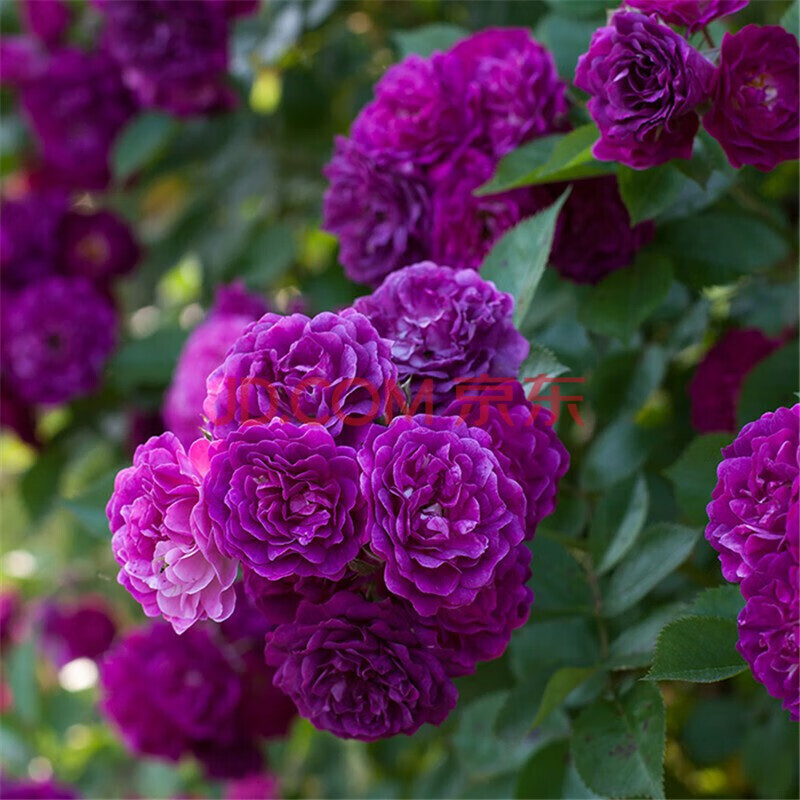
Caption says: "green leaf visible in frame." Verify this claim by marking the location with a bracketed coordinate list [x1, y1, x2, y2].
[393, 23, 468, 58]
[688, 585, 744, 620]
[682, 697, 748, 766]
[660, 212, 790, 289]
[645, 616, 746, 682]
[618, 164, 686, 225]
[235, 223, 296, 290]
[61, 472, 119, 539]
[531, 667, 597, 729]
[737, 340, 799, 429]
[518, 342, 569, 383]
[603, 523, 699, 617]
[20, 440, 68, 524]
[7, 638, 38, 724]
[113, 113, 177, 181]
[572, 683, 665, 800]
[515, 739, 571, 800]
[781, 0, 799, 33]
[579, 254, 673, 343]
[110, 327, 189, 393]
[607, 602, 686, 670]
[481, 190, 570, 327]
[665, 433, 731, 526]
[590, 474, 649, 575]
[580, 417, 652, 492]
[536, 13, 599, 81]
[479, 125, 612, 194]
[529, 538, 594, 616]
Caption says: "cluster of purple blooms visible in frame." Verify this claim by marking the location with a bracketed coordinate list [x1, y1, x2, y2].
[706, 404, 799, 719]
[0, 186, 140, 439]
[577, 2, 799, 171]
[323, 28, 653, 287]
[108, 262, 570, 741]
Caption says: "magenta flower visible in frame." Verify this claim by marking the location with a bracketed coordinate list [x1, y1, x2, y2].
[689, 328, 781, 434]
[359, 416, 526, 616]
[203, 421, 367, 581]
[706, 405, 799, 583]
[737, 550, 799, 720]
[61, 210, 140, 284]
[203, 309, 397, 443]
[107, 433, 237, 633]
[354, 262, 528, 408]
[265, 591, 457, 740]
[447, 27, 568, 158]
[20, 0, 70, 47]
[575, 12, 714, 169]
[703, 25, 799, 171]
[626, 0, 748, 34]
[1, 276, 116, 405]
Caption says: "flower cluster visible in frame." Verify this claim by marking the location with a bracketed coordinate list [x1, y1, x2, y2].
[100, 594, 296, 779]
[323, 27, 650, 287]
[0, 188, 139, 432]
[577, 8, 798, 171]
[706, 405, 799, 719]
[111, 263, 570, 741]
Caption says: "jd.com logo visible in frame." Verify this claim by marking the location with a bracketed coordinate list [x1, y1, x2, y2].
[206, 374, 586, 428]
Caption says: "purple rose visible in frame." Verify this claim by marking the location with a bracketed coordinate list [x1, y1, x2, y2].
[548, 176, 655, 284]
[204, 421, 367, 581]
[19, 48, 137, 190]
[575, 12, 714, 169]
[225, 774, 280, 800]
[355, 262, 528, 408]
[60, 210, 140, 284]
[1, 276, 116, 405]
[737, 550, 799, 720]
[41, 597, 116, 667]
[98, 0, 236, 116]
[203, 309, 397, 442]
[164, 284, 268, 448]
[322, 137, 431, 286]
[107, 433, 237, 633]
[425, 544, 534, 677]
[265, 591, 457, 740]
[626, 0, 748, 34]
[20, 0, 70, 48]
[359, 416, 526, 616]
[0, 591, 21, 650]
[100, 622, 241, 761]
[689, 328, 781, 434]
[703, 25, 799, 172]
[430, 149, 541, 271]
[0, 190, 66, 290]
[442, 380, 569, 538]
[351, 53, 479, 168]
[706, 405, 799, 583]
[0, 776, 78, 799]
[447, 28, 568, 158]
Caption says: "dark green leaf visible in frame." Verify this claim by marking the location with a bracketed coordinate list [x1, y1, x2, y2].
[235, 223, 296, 290]
[665, 433, 731, 526]
[590, 474, 649, 575]
[607, 602, 686, 670]
[579, 254, 673, 343]
[110, 327, 189, 393]
[536, 13, 599, 81]
[645, 616, 746, 682]
[618, 165, 686, 225]
[113, 113, 177, 181]
[688, 585, 744, 620]
[781, 0, 799, 33]
[743, 711, 800, 799]
[572, 683, 665, 799]
[580, 417, 653, 492]
[682, 697, 747, 766]
[20, 442, 68, 524]
[660, 212, 790, 289]
[482, 191, 570, 327]
[515, 739, 570, 800]
[7, 638, 38, 724]
[479, 125, 611, 194]
[519, 342, 569, 383]
[737, 340, 799, 429]
[603, 523, 699, 617]
[393, 23, 468, 58]
[529, 538, 593, 616]
[532, 667, 597, 729]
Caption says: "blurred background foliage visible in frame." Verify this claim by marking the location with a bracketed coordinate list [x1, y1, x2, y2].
[0, 1, 798, 798]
